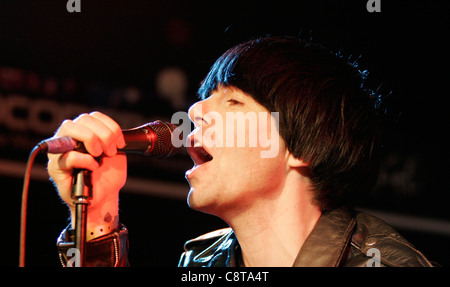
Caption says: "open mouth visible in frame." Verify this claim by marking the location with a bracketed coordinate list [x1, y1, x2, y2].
[188, 141, 213, 166]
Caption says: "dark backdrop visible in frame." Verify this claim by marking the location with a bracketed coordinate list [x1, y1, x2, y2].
[0, 0, 449, 267]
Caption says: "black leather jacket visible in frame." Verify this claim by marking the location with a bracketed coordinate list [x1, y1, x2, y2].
[57, 207, 433, 267]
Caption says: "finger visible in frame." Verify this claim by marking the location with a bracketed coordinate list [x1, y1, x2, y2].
[57, 151, 100, 172]
[89, 111, 126, 149]
[72, 113, 119, 157]
[47, 151, 99, 190]
[55, 119, 103, 157]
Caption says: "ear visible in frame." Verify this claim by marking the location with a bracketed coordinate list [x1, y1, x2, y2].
[286, 152, 308, 168]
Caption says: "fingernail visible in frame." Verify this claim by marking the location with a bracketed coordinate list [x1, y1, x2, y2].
[118, 136, 126, 149]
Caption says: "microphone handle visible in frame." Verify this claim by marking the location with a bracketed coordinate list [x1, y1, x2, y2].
[75, 125, 157, 155]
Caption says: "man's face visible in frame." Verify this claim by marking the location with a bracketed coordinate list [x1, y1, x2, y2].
[185, 86, 290, 218]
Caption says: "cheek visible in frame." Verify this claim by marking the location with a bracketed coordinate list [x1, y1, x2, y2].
[218, 147, 286, 193]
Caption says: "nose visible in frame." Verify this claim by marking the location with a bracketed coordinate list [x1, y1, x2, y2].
[188, 100, 207, 127]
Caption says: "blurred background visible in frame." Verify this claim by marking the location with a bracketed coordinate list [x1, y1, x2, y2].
[0, 0, 448, 267]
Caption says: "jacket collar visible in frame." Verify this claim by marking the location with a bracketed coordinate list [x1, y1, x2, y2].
[293, 207, 356, 266]
[192, 230, 240, 267]
[192, 207, 356, 267]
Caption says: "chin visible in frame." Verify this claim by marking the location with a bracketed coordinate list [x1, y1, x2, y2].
[186, 187, 221, 216]
[186, 187, 206, 211]
[186, 187, 197, 210]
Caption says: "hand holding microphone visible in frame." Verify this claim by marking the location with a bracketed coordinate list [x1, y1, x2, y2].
[46, 112, 179, 230]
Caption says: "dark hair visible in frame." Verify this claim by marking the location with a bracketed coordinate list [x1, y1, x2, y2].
[198, 36, 381, 212]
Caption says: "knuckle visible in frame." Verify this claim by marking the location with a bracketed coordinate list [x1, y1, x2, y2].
[73, 113, 90, 122]
[89, 111, 102, 117]
[61, 119, 73, 126]
[56, 119, 73, 136]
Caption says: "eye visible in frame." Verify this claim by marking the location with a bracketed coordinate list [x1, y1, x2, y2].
[227, 99, 242, 106]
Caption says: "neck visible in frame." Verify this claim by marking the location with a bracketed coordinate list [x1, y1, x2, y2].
[224, 176, 321, 267]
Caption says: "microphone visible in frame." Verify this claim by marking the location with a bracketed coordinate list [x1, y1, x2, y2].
[38, 120, 181, 159]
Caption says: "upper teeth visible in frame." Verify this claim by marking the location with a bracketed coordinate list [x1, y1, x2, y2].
[193, 141, 202, 148]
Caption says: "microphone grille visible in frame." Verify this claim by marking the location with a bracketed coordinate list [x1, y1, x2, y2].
[147, 121, 181, 158]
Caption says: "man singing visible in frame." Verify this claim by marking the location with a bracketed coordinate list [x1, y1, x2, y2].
[49, 36, 433, 267]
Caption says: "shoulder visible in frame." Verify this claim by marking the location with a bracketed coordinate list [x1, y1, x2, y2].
[349, 210, 433, 267]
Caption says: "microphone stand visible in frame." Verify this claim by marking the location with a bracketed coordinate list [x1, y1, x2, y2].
[71, 169, 92, 267]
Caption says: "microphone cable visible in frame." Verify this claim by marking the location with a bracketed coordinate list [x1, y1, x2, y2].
[19, 144, 44, 267]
